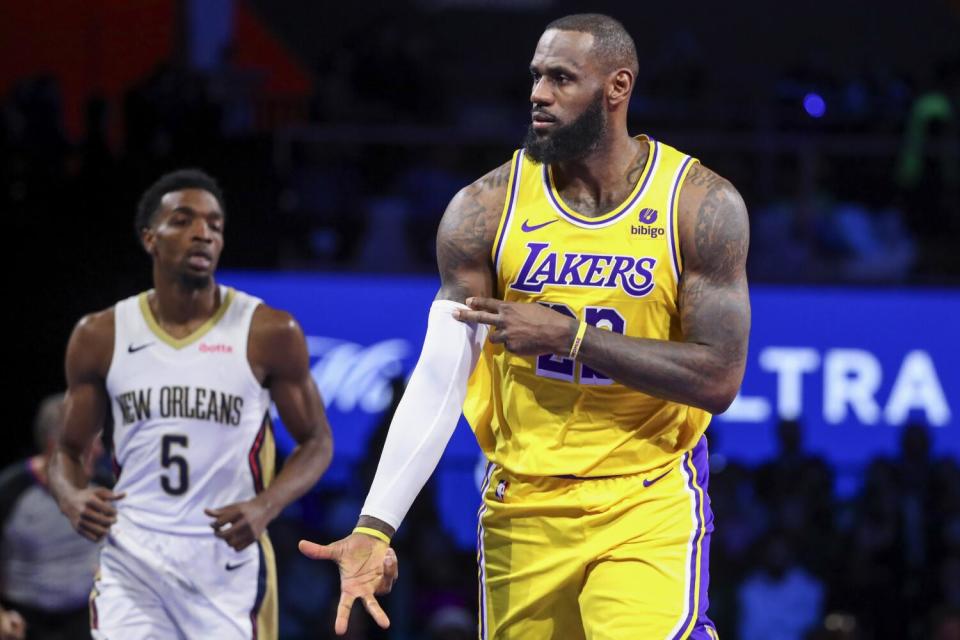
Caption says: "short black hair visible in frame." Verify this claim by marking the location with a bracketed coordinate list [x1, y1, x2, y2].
[545, 13, 639, 77]
[134, 168, 225, 236]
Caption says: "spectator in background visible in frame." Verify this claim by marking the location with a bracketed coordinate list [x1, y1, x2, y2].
[738, 531, 824, 640]
[840, 458, 906, 638]
[0, 394, 104, 640]
[426, 605, 474, 640]
[756, 419, 835, 574]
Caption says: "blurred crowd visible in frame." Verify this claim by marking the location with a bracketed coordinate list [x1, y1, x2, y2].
[707, 420, 960, 640]
[3, 34, 958, 282]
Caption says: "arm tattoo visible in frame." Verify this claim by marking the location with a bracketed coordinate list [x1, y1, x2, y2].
[685, 163, 727, 190]
[679, 174, 750, 371]
[471, 163, 511, 193]
[693, 181, 749, 280]
[624, 143, 651, 187]
[435, 163, 509, 301]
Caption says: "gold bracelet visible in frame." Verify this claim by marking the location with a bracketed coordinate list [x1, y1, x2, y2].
[353, 526, 391, 544]
[568, 320, 588, 360]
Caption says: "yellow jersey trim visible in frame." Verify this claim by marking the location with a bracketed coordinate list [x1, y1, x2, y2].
[543, 137, 658, 227]
[138, 287, 235, 350]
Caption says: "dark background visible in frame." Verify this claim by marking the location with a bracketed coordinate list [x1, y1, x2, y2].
[2, 1, 959, 638]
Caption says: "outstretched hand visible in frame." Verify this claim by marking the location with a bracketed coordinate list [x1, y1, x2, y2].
[454, 296, 575, 355]
[299, 533, 398, 635]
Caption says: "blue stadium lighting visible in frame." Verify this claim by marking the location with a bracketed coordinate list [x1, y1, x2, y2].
[803, 92, 826, 118]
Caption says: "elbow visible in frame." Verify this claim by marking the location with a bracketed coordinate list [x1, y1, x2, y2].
[702, 393, 735, 416]
[302, 424, 334, 471]
[700, 376, 742, 415]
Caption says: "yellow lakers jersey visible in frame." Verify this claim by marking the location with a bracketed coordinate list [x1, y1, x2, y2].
[463, 137, 711, 477]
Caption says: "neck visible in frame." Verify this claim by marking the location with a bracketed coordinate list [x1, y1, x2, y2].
[151, 267, 219, 325]
[551, 128, 644, 211]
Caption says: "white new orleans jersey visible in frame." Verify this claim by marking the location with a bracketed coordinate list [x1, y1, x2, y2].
[105, 286, 275, 535]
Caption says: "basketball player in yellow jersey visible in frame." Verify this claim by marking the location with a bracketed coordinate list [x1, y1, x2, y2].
[301, 13, 748, 639]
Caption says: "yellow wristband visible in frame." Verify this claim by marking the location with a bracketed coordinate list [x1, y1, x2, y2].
[353, 526, 391, 545]
[568, 320, 588, 360]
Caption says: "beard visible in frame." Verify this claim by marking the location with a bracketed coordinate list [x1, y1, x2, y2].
[524, 90, 607, 165]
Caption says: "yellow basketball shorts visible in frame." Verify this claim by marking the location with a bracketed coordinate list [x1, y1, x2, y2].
[476, 436, 718, 639]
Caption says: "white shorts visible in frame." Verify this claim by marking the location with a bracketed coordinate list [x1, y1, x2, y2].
[90, 517, 277, 640]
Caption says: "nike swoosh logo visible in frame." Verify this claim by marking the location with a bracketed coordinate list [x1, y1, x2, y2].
[521, 219, 558, 233]
[643, 469, 672, 488]
[127, 342, 155, 353]
[225, 560, 252, 571]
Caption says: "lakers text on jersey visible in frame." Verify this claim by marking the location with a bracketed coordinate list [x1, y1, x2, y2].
[465, 136, 710, 479]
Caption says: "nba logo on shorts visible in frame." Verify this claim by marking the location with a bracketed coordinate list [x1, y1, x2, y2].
[495, 480, 509, 501]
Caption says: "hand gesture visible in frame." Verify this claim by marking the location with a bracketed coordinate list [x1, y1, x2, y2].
[298, 533, 399, 635]
[205, 499, 271, 551]
[455, 296, 576, 355]
[60, 486, 124, 541]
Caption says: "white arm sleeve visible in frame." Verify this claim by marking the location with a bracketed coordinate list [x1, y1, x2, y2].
[360, 299, 488, 530]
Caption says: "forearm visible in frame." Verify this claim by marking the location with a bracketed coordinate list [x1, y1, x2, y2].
[576, 327, 742, 414]
[48, 448, 90, 507]
[255, 435, 331, 521]
[359, 300, 486, 533]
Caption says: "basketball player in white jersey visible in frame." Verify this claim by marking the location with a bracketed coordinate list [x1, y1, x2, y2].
[49, 169, 395, 639]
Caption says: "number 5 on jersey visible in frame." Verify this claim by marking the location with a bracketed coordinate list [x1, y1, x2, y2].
[536, 304, 626, 384]
[160, 434, 189, 496]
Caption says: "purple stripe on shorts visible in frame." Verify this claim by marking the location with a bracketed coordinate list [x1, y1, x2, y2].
[670, 436, 715, 640]
[688, 436, 718, 638]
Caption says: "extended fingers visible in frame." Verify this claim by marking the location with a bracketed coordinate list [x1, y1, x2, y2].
[466, 296, 502, 312]
[455, 308, 502, 327]
[361, 596, 390, 630]
[334, 592, 356, 636]
[298, 539, 337, 561]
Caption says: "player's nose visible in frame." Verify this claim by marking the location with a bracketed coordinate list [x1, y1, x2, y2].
[190, 218, 214, 242]
[530, 77, 554, 106]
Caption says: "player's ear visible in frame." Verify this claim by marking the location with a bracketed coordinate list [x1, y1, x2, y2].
[608, 69, 633, 106]
[140, 226, 156, 255]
